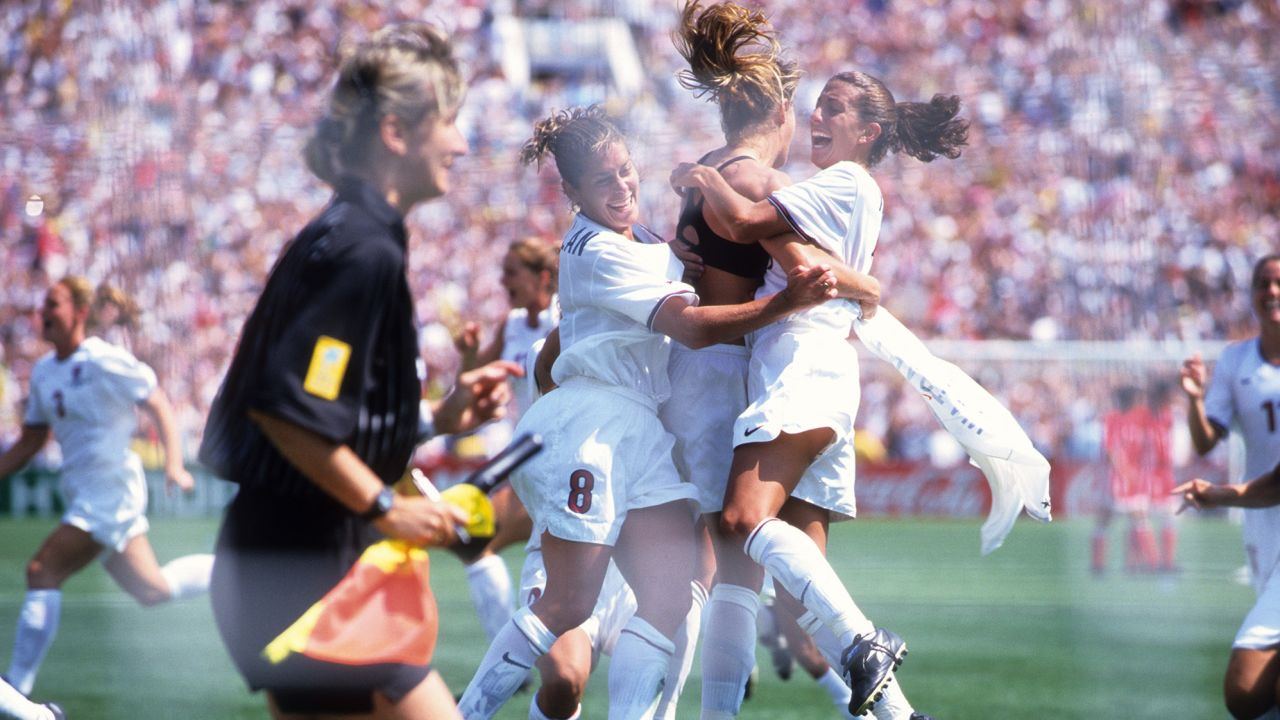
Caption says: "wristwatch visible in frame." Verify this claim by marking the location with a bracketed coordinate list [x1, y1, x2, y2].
[359, 486, 395, 521]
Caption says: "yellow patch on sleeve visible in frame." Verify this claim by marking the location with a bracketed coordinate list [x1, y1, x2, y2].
[303, 336, 352, 401]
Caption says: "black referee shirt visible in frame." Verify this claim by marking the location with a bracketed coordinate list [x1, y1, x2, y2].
[199, 176, 421, 499]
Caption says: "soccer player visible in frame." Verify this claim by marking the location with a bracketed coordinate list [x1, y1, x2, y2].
[1092, 384, 1159, 574]
[451, 237, 560, 643]
[672, 69, 967, 716]
[457, 104, 836, 720]
[0, 276, 213, 698]
[199, 23, 519, 719]
[667, 4, 919, 718]
[1176, 253, 1280, 720]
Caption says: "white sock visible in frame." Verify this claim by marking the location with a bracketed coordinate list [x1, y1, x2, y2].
[528, 697, 581, 720]
[870, 677, 915, 720]
[795, 612, 916, 720]
[7, 590, 61, 696]
[745, 519, 873, 648]
[467, 554, 516, 641]
[654, 580, 707, 720]
[699, 583, 758, 719]
[608, 616, 675, 720]
[458, 607, 557, 720]
[0, 675, 54, 720]
[796, 610, 844, 670]
[160, 553, 214, 601]
[815, 667, 853, 710]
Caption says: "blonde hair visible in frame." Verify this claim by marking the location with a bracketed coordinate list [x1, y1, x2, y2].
[673, 0, 799, 141]
[520, 105, 627, 188]
[304, 22, 465, 185]
[54, 277, 140, 330]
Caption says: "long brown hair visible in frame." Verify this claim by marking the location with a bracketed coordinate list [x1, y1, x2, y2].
[829, 71, 969, 168]
[673, 0, 799, 143]
[520, 105, 627, 189]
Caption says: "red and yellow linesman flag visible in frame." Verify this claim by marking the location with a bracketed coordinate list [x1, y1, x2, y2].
[262, 474, 496, 667]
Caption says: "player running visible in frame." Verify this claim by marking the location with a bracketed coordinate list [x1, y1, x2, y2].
[1, 276, 213, 699]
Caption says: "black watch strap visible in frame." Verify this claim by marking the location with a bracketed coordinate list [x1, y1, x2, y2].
[359, 486, 395, 521]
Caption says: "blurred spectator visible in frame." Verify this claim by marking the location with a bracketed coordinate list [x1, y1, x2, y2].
[0, 0, 1275, 470]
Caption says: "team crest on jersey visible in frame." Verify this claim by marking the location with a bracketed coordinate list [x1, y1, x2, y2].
[303, 336, 351, 401]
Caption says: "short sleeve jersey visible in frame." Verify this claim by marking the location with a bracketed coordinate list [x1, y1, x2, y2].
[552, 214, 696, 404]
[762, 161, 883, 331]
[1102, 406, 1149, 498]
[199, 176, 421, 497]
[1204, 338, 1280, 588]
[25, 336, 156, 483]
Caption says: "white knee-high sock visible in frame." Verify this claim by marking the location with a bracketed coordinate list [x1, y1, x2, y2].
[654, 580, 707, 720]
[815, 666, 853, 712]
[467, 555, 516, 641]
[796, 610, 916, 720]
[608, 616, 675, 720]
[459, 607, 557, 720]
[745, 519, 872, 649]
[0, 675, 55, 720]
[7, 590, 61, 696]
[795, 610, 844, 670]
[699, 583, 759, 719]
[160, 553, 215, 601]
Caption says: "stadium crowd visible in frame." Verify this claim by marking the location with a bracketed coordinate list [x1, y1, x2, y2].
[1, 0, 1277, 465]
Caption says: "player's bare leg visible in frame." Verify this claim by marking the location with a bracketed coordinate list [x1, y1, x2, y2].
[1223, 647, 1280, 720]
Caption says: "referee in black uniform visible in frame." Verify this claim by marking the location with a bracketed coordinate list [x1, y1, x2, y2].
[199, 23, 518, 719]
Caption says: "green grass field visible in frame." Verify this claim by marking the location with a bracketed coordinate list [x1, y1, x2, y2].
[0, 514, 1252, 719]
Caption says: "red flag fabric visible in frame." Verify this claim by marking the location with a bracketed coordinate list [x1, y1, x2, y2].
[263, 539, 438, 666]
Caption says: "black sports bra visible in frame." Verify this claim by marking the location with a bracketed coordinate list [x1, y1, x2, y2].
[675, 155, 771, 281]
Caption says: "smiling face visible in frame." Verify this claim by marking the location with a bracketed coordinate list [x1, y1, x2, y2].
[1253, 258, 1280, 329]
[395, 107, 469, 209]
[809, 78, 878, 169]
[563, 141, 640, 236]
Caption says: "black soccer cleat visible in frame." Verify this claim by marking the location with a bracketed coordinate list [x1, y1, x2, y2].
[909, 713, 935, 720]
[841, 627, 907, 716]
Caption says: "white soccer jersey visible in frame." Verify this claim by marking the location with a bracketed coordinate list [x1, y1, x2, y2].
[551, 214, 696, 405]
[1204, 338, 1280, 592]
[760, 160, 883, 332]
[500, 297, 560, 419]
[24, 336, 156, 484]
[24, 336, 156, 550]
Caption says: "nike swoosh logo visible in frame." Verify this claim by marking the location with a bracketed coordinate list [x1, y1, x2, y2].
[501, 652, 532, 670]
[744, 425, 763, 437]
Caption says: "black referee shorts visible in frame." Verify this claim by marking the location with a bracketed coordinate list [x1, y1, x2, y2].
[210, 486, 431, 714]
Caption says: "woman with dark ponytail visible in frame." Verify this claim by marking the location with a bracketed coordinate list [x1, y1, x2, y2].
[671, 70, 967, 718]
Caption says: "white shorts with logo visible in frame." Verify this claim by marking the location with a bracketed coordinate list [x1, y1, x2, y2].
[60, 455, 150, 554]
[733, 324, 859, 520]
[1235, 563, 1280, 649]
[510, 378, 697, 546]
[661, 343, 749, 514]
[519, 545, 636, 657]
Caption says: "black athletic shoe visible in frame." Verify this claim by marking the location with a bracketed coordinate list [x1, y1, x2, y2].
[841, 628, 908, 716]
[909, 713, 935, 720]
[44, 703, 66, 720]
[757, 601, 794, 681]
